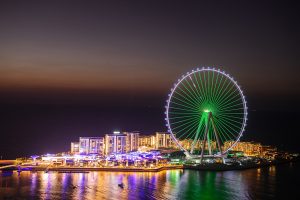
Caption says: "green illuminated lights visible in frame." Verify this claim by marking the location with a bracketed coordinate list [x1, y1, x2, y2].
[166, 68, 247, 156]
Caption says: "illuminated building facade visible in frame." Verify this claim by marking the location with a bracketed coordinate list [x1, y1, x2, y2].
[71, 142, 79, 154]
[138, 135, 156, 148]
[105, 132, 126, 155]
[155, 132, 174, 149]
[261, 145, 278, 159]
[223, 141, 262, 156]
[138, 132, 176, 149]
[124, 131, 139, 152]
[178, 139, 216, 151]
[89, 137, 105, 154]
[79, 137, 104, 155]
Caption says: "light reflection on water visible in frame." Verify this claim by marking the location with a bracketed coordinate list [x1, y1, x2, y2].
[0, 163, 299, 200]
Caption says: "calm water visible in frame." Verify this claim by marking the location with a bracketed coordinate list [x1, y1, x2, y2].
[1, 163, 300, 200]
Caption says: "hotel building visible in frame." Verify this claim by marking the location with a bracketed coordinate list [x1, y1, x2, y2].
[124, 131, 139, 152]
[79, 137, 104, 155]
[155, 132, 174, 149]
[178, 139, 217, 151]
[70, 142, 80, 154]
[138, 135, 156, 148]
[104, 132, 127, 155]
[223, 141, 262, 156]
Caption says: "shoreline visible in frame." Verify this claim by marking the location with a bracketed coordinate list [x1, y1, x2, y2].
[1, 159, 298, 173]
[183, 159, 298, 171]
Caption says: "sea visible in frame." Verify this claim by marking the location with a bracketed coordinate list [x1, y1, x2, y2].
[1, 162, 300, 200]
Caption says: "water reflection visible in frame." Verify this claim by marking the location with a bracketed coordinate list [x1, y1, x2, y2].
[0, 163, 299, 200]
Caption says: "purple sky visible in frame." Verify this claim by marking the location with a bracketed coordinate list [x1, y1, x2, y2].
[0, 1, 299, 158]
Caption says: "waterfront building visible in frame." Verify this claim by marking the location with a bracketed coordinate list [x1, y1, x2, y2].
[223, 141, 262, 156]
[89, 137, 105, 155]
[138, 135, 156, 148]
[79, 137, 104, 155]
[178, 139, 217, 151]
[261, 145, 278, 159]
[124, 131, 139, 152]
[70, 142, 79, 154]
[79, 137, 89, 154]
[105, 132, 127, 155]
[155, 132, 174, 149]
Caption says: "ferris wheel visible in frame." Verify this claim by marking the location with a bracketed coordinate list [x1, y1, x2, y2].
[165, 67, 247, 159]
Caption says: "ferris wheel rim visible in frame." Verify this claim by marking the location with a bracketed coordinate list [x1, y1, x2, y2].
[165, 67, 248, 155]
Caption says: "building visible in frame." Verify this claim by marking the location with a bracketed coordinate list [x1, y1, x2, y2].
[261, 145, 278, 159]
[155, 132, 174, 149]
[124, 131, 139, 152]
[138, 135, 156, 148]
[89, 137, 105, 155]
[223, 141, 262, 156]
[105, 132, 127, 155]
[79, 137, 104, 155]
[178, 139, 217, 151]
[70, 142, 79, 154]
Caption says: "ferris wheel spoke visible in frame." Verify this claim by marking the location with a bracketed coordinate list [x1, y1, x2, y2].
[215, 117, 240, 136]
[214, 74, 229, 105]
[168, 105, 199, 113]
[198, 70, 208, 101]
[217, 101, 244, 111]
[219, 86, 240, 105]
[217, 114, 243, 124]
[216, 80, 237, 105]
[174, 85, 200, 108]
[171, 95, 200, 110]
[217, 115, 244, 127]
[196, 70, 208, 101]
[217, 88, 241, 108]
[168, 110, 200, 117]
[212, 119, 232, 142]
[193, 72, 207, 103]
[169, 115, 200, 125]
[215, 114, 244, 120]
[203, 70, 210, 102]
[172, 92, 199, 110]
[170, 102, 198, 114]
[209, 70, 215, 103]
[212, 72, 224, 104]
[186, 74, 205, 105]
[214, 119, 238, 142]
[220, 118, 242, 130]
[206, 70, 211, 102]
[172, 116, 199, 131]
[168, 114, 200, 120]
[174, 118, 200, 140]
[218, 107, 244, 113]
[215, 115, 239, 135]
[180, 79, 202, 106]
[217, 100, 243, 113]
[211, 71, 221, 103]
[216, 78, 236, 105]
[181, 119, 205, 142]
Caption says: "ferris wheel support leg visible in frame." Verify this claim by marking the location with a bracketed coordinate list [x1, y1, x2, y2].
[200, 120, 210, 164]
[210, 114, 223, 155]
[207, 134, 212, 155]
[190, 116, 204, 154]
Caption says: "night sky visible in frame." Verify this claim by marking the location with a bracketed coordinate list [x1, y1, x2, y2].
[0, 1, 299, 159]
